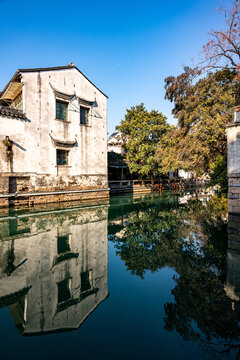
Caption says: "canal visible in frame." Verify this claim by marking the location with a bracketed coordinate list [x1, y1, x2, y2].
[0, 191, 239, 360]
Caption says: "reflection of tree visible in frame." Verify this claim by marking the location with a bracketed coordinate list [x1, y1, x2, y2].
[164, 270, 240, 358]
[111, 195, 240, 358]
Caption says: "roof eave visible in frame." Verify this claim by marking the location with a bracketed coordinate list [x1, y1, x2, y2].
[19, 65, 108, 98]
[1, 65, 108, 99]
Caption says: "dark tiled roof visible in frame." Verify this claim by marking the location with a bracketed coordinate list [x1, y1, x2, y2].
[0, 106, 26, 119]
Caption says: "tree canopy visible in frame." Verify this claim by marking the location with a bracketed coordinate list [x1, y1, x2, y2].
[117, 103, 172, 178]
[156, 1, 240, 188]
[158, 68, 236, 183]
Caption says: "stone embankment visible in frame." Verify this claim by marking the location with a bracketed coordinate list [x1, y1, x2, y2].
[109, 178, 209, 195]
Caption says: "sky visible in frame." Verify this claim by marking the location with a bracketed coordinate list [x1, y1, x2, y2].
[0, 0, 232, 135]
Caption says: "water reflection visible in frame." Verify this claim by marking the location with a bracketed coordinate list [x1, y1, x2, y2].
[0, 192, 240, 359]
[110, 193, 240, 359]
[0, 204, 108, 335]
[226, 213, 240, 303]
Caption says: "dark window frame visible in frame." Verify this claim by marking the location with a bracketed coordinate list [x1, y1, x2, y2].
[56, 100, 68, 121]
[57, 278, 71, 304]
[236, 110, 240, 122]
[57, 234, 71, 254]
[80, 269, 93, 293]
[80, 106, 89, 125]
[56, 149, 69, 166]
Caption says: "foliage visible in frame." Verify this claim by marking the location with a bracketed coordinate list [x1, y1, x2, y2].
[108, 151, 125, 166]
[160, 1, 240, 186]
[209, 154, 228, 193]
[164, 67, 200, 116]
[158, 69, 236, 176]
[116, 103, 172, 178]
[111, 194, 228, 278]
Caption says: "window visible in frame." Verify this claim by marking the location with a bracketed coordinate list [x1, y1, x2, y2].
[80, 106, 89, 125]
[57, 235, 70, 254]
[81, 270, 93, 292]
[56, 100, 68, 120]
[57, 150, 68, 165]
[57, 279, 71, 304]
[236, 110, 240, 122]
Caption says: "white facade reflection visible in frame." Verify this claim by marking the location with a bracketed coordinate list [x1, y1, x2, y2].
[0, 205, 108, 335]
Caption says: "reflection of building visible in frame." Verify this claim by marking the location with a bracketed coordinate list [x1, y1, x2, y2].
[225, 213, 240, 302]
[0, 63, 108, 207]
[0, 204, 108, 335]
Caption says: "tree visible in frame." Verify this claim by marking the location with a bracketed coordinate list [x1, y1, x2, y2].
[209, 154, 228, 193]
[164, 67, 200, 117]
[116, 103, 171, 178]
[160, 1, 240, 186]
[200, 0, 240, 77]
[158, 69, 236, 177]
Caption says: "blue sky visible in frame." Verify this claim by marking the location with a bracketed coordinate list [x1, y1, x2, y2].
[0, 0, 231, 134]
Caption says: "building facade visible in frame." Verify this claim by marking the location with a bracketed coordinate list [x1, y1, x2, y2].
[107, 131, 129, 180]
[227, 105, 240, 214]
[0, 64, 108, 206]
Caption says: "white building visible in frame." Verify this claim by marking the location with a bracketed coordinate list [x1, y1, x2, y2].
[108, 131, 124, 154]
[227, 105, 240, 214]
[0, 63, 108, 206]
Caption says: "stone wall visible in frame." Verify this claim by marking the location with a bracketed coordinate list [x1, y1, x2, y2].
[0, 189, 109, 208]
[0, 173, 108, 193]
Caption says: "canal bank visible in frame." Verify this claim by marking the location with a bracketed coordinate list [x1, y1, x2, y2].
[0, 177, 209, 208]
[0, 188, 110, 208]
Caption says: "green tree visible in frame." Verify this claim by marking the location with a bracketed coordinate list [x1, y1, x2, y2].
[159, 0, 240, 188]
[209, 154, 228, 193]
[117, 103, 171, 178]
[157, 69, 236, 181]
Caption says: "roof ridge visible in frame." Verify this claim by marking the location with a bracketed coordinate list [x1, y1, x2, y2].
[1, 65, 108, 98]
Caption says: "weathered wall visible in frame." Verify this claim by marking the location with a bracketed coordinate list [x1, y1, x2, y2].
[0, 67, 108, 199]
[0, 205, 108, 334]
[227, 122, 240, 214]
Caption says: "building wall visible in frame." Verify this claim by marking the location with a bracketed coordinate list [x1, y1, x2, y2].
[0, 67, 108, 196]
[227, 123, 240, 214]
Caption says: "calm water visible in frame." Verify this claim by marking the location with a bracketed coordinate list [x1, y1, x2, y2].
[0, 192, 239, 360]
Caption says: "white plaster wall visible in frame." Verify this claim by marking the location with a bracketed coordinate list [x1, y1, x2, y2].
[0, 67, 107, 179]
[0, 117, 27, 173]
[227, 125, 240, 175]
